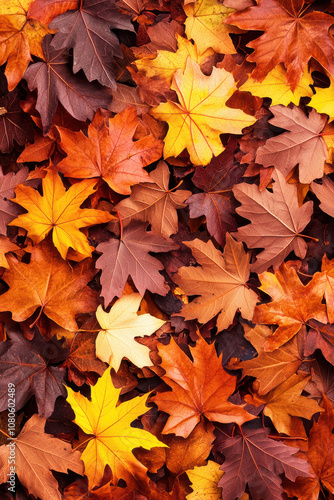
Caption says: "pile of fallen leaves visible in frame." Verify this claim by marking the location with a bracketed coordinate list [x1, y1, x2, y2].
[1, 0, 334, 498]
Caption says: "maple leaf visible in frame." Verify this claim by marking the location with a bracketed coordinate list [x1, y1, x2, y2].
[0, 89, 34, 153]
[311, 175, 334, 219]
[173, 233, 258, 331]
[232, 169, 313, 273]
[0, 238, 98, 331]
[96, 293, 165, 371]
[49, 0, 134, 88]
[184, 0, 240, 55]
[23, 35, 111, 134]
[253, 264, 328, 351]
[186, 138, 243, 246]
[0, 236, 18, 268]
[0, 329, 66, 417]
[239, 65, 313, 107]
[317, 255, 334, 324]
[151, 335, 255, 438]
[57, 107, 163, 195]
[284, 395, 334, 500]
[0, 0, 53, 91]
[255, 105, 329, 184]
[134, 34, 214, 85]
[96, 221, 178, 305]
[27, 0, 79, 25]
[65, 331, 106, 386]
[112, 161, 191, 237]
[66, 365, 167, 488]
[0, 165, 29, 235]
[309, 76, 334, 122]
[231, 323, 303, 395]
[0, 414, 84, 500]
[226, 0, 334, 90]
[9, 169, 113, 259]
[186, 460, 224, 500]
[305, 319, 334, 366]
[151, 57, 256, 166]
[214, 422, 313, 500]
[245, 373, 323, 435]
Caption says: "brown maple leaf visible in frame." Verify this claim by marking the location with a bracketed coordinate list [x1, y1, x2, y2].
[0, 238, 98, 331]
[226, 0, 334, 90]
[151, 335, 255, 438]
[57, 106, 163, 194]
[111, 161, 191, 238]
[253, 264, 328, 351]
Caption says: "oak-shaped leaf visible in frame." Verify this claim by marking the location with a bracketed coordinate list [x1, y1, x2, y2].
[96, 293, 165, 371]
[57, 107, 163, 194]
[49, 0, 134, 88]
[253, 264, 327, 351]
[173, 232, 258, 331]
[96, 221, 178, 306]
[255, 105, 329, 184]
[232, 169, 313, 273]
[0, 238, 99, 331]
[0, 165, 29, 235]
[151, 57, 255, 166]
[0, 414, 84, 500]
[226, 0, 334, 90]
[0, 89, 33, 153]
[112, 161, 191, 238]
[23, 35, 111, 134]
[9, 169, 114, 260]
[186, 138, 243, 246]
[0, 0, 53, 91]
[214, 422, 313, 500]
[151, 335, 255, 438]
[66, 365, 167, 488]
[284, 395, 334, 500]
[0, 329, 67, 418]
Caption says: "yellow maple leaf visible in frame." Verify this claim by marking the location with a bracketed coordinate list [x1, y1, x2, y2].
[96, 293, 165, 371]
[0, 0, 53, 91]
[239, 65, 313, 106]
[186, 461, 224, 500]
[134, 34, 214, 84]
[184, 0, 240, 55]
[66, 366, 167, 489]
[151, 57, 256, 166]
[309, 76, 334, 122]
[9, 169, 114, 259]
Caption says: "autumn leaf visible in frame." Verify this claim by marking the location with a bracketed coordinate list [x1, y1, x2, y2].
[186, 137, 243, 246]
[214, 422, 313, 500]
[0, 236, 19, 268]
[226, 0, 334, 90]
[0, 0, 53, 91]
[96, 293, 165, 371]
[283, 395, 334, 500]
[49, 0, 133, 88]
[23, 35, 111, 134]
[151, 335, 255, 438]
[0, 414, 84, 500]
[186, 460, 224, 500]
[0, 238, 98, 331]
[239, 65, 313, 106]
[245, 373, 323, 435]
[173, 232, 258, 331]
[0, 329, 66, 417]
[96, 221, 178, 305]
[9, 168, 113, 259]
[255, 105, 330, 184]
[232, 169, 313, 273]
[112, 161, 191, 237]
[309, 75, 334, 122]
[0, 165, 29, 235]
[57, 107, 163, 195]
[184, 0, 240, 55]
[151, 57, 256, 165]
[253, 264, 328, 351]
[26, 0, 79, 25]
[66, 365, 167, 488]
[0, 89, 34, 153]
